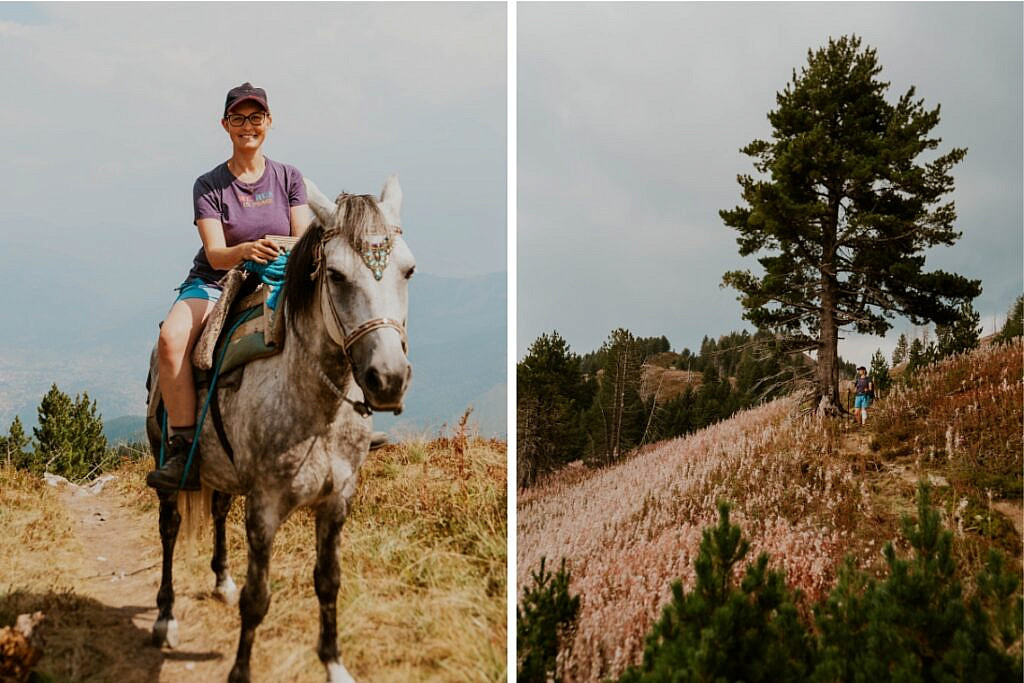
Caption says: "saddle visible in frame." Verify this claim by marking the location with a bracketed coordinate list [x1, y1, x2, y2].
[146, 236, 297, 425]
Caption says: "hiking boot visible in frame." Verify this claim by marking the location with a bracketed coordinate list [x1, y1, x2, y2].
[146, 435, 201, 492]
[369, 431, 388, 451]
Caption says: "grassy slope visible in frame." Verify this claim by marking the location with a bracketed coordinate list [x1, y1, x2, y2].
[2, 437, 507, 682]
[517, 340, 1022, 681]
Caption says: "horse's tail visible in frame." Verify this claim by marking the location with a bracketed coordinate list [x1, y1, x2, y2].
[177, 484, 213, 545]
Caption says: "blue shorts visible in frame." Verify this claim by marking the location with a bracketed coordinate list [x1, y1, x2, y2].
[854, 394, 871, 409]
[174, 278, 222, 303]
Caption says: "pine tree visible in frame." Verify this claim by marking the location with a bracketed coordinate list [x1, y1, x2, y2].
[2, 417, 31, 469]
[869, 349, 891, 396]
[32, 384, 108, 479]
[721, 35, 980, 413]
[892, 333, 909, 366]
[619, 503, 812, 682]
[517, 331, 590, 484]
[907, 337, 926, 374]
[935, 300, 982, 358]
[812, 485, 1021, 682]
[585, 328, 646, 463]
[33, 384, 75, 474]
[71, 392, 107, 474]
[517, 557, 581, 682]
[994, 294, 1023, 343]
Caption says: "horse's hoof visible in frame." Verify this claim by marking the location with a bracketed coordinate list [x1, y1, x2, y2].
[326, 659, 356, 683]
[152, 618, 179, 648]
[214, 576, 239, 605]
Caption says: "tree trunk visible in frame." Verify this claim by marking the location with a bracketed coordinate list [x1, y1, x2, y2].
[817, 201, 843, 415]
[816, 314, 842, 414]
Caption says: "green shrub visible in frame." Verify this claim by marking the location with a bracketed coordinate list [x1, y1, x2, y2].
[812, 485, 1021, 682]
[617, 488, 1022, 682]
[619, 503, 812, 682]
[517, 557, 581, 682]
[29, 384, 109, 481]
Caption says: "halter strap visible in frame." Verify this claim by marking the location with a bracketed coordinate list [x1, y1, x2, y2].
[318, 275, 409, 416]
[343, 317, 408, 355]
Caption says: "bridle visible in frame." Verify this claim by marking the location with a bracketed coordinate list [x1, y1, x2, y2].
[311, 222, 409, 417]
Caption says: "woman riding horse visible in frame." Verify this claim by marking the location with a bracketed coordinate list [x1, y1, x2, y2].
[147, 82, 312, 491]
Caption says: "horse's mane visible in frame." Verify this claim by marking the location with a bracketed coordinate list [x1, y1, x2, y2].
[283, 193, 389, 326]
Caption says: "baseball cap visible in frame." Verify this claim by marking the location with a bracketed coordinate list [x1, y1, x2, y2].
[224, 82, 269, 117]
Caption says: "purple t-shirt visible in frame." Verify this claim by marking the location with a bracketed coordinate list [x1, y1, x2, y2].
[187, 157, 307, 283]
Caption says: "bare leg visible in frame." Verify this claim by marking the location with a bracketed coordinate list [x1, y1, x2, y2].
[158, 298, 216, 428]
[228, 497, 283, 683]
[153, 491, 181, 647]
[211, 491, 239, 605]
[314, 501, 354, 682]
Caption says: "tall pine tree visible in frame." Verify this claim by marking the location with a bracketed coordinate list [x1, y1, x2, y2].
[721, 35, 980, 413]
[585, 328, 646, 463]
[935, 300, 982, 358]
[892, 332, 909, 366]
[517, 331, 590, 486]
[994, 295, 1023, 343]
[869, 349, 891, 396]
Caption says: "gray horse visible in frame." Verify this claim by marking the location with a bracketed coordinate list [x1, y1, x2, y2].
[147, 176, 414, 683]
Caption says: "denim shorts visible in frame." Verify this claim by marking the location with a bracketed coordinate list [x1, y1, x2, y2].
[854, 394, 871, 409]
[174, 278, 223, 303]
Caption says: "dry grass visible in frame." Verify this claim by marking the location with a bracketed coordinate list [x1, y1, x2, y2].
[0, 467, 80, 590]
[517, 341, 1023, 681]
[638, 364, 701, 402]
[3, 437, 507, 682]
[869, 340, 1024, 574]
[0, 466, 164, 682]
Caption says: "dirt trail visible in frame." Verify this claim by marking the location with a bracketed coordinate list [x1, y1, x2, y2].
[839, 423, 1023, 545]
[56, 479, 237, 682]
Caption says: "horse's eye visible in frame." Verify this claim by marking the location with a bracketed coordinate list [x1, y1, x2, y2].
[404, 266, 416, 280]
[328, 269, 347, 285]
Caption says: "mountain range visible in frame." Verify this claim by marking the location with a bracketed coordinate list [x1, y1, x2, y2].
[0, 270, 506, 442]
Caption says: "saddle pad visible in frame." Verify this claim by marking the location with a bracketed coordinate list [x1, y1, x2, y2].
[145, 305, 278, 420]
[193, 269, 247, 371]
[195, 305, 279, 386]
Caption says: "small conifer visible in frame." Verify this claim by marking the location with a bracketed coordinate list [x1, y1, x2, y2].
[517, 557, 581, 682]
[619, 504, 812, 682]
[812, 485, 1021, 682]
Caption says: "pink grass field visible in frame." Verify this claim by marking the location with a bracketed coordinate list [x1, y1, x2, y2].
[518, 340, 1023, 681]
[518, 400, 865, 680]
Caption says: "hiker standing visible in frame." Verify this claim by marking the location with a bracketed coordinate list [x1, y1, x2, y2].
[853, 366, 874, 426]
[147, 83, 312, 492]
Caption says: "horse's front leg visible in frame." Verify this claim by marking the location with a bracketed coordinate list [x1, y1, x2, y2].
[211, 490, 239, 605]
[228, 496, 283, 683]
[152, 490, 181, 647]
[315, 499, 354, 683]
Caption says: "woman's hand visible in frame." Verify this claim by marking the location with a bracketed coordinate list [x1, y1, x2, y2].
[241, 238, 281, 265]
[197, 218, 281, 270]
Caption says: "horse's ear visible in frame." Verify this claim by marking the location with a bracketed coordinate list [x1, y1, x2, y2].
[380, 174, 402, 223]
[303, 177, 335, 225]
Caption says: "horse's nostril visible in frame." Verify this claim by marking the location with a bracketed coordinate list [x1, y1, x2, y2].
[364, 368, 383, 394]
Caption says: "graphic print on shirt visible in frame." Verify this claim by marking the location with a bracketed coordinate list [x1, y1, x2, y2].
[236, 189, 274, 209]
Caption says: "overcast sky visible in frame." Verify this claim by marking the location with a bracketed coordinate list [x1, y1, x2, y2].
[0, 2, 505, 341]
[518, 2, 1023, 364]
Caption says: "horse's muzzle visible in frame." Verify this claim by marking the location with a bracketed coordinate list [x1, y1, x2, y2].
[358, 361, 412, 414]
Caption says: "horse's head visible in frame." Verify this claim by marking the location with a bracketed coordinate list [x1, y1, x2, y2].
[285, 176, 414, 414]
